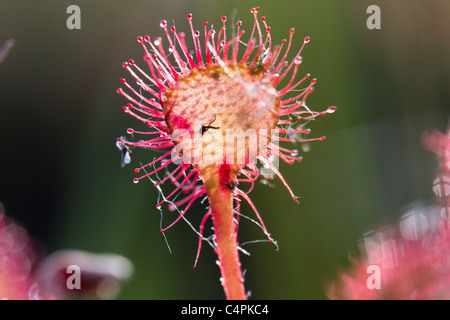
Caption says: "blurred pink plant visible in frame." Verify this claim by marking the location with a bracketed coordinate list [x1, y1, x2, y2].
[0, 203, 133, 300]
[328, 123, 450, 300]
[0, 203, 42, 299]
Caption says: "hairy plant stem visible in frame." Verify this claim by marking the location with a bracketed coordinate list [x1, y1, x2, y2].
[202, 164, 246, 300]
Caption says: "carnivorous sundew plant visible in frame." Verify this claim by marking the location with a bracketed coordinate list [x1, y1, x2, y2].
[117, 7, 335, 299]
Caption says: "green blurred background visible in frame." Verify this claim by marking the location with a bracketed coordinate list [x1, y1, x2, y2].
[0, 0, 448, 299]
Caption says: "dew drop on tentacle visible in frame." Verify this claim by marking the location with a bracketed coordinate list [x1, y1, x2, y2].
[326, 106, 337, 113]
